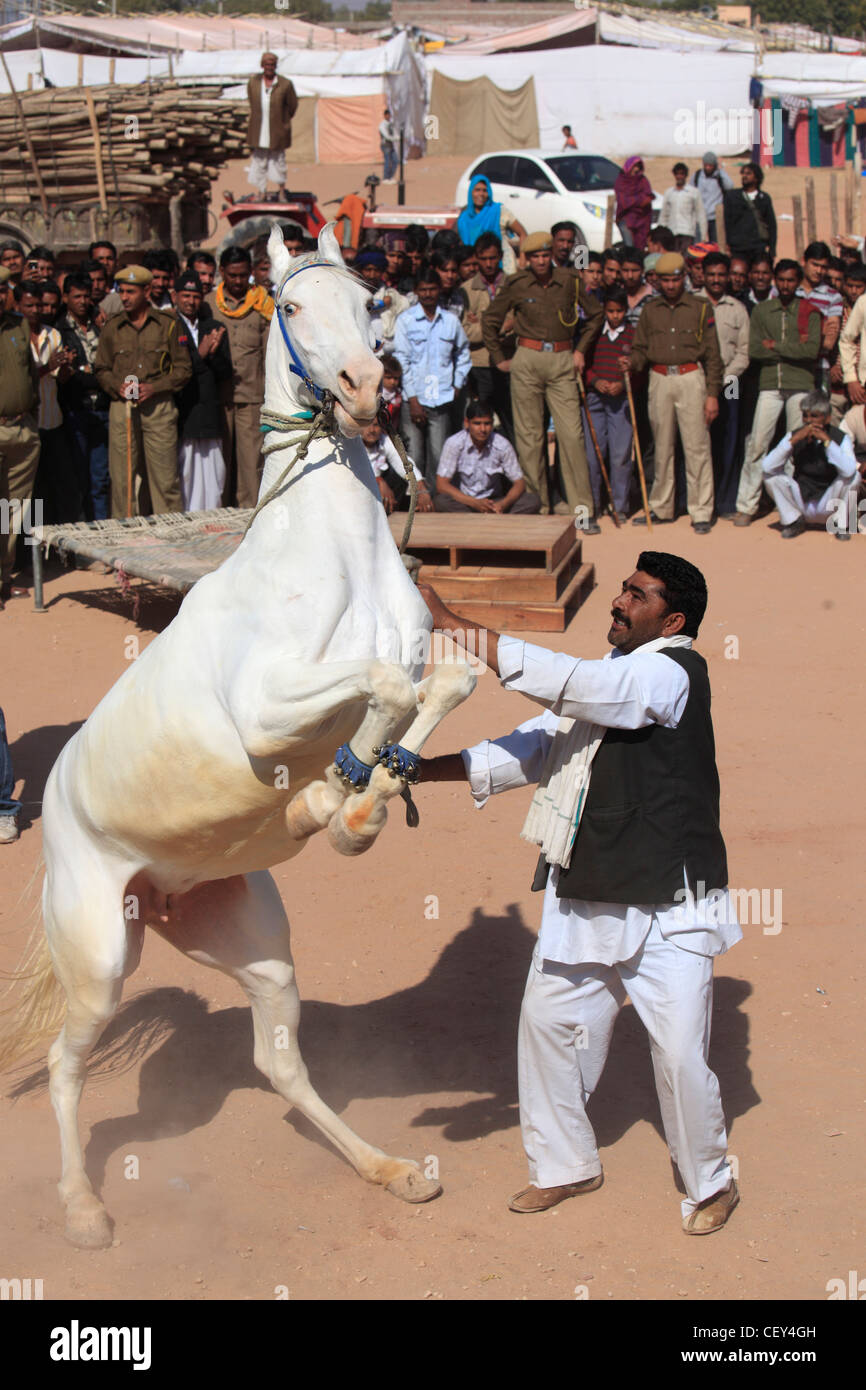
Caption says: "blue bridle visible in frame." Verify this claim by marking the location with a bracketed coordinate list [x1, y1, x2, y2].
[273, 256, 382, 413]
[274, 258, 331, 405]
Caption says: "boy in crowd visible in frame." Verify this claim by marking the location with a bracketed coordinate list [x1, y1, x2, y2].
[582, 286, 634, 523]
[435, 399, 539, 513]
[361, 419, 432, 514]
[380, 353, 403, 429]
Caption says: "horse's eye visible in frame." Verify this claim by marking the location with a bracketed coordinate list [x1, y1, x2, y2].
[283, 303, 296, 317]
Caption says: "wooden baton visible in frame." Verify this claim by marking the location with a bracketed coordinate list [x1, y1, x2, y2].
[623, 369, 652, 531]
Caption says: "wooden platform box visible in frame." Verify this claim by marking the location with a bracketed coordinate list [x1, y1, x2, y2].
[388, 513, 595, 632]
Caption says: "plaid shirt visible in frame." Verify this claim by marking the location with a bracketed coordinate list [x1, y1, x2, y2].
[437, 428, 522, 498]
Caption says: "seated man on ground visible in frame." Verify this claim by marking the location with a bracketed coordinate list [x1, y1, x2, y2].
[360, 420, 432, 515]
[762, 389, 858, 540]
[435, 399, 540, 514]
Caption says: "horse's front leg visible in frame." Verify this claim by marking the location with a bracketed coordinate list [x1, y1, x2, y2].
[327, 660, 477, 856]
[227, 656, 418, 842]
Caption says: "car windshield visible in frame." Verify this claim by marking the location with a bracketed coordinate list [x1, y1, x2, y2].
[545, 155, 622, 193]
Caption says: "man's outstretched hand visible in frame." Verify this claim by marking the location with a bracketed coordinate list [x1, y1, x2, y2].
[418, 583, 459, 631]
[417, 583, 501, 675]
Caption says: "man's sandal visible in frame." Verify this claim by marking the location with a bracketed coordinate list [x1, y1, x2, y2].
[508, 1172, 603, 1213]
[682, 1179, 739, 1235]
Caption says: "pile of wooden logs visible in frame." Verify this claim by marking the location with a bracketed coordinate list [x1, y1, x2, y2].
[0, 81, 249, 209]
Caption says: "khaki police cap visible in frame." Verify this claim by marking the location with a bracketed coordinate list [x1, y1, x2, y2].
[115, 264, 153, 287]
[655, 252, 685, 276]
[0, 266, 10, 284]
[522, 231, 553, 255]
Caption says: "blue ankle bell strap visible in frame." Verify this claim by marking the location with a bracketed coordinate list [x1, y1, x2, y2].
[375, 743, 422, 784]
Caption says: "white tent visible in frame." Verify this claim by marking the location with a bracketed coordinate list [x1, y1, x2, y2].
[759, 50, 866, 106]
[427, 46, 755, 156]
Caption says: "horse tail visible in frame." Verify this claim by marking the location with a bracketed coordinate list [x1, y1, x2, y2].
[0, 856, 66, 1071]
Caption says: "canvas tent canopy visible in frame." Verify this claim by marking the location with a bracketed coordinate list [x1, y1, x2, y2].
[0, 13, 378, 56]
[759, 51, 866, 106]
[427, 45, 755, 157]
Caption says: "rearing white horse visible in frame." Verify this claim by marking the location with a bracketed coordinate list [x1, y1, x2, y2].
[2, 224, 476, 1249]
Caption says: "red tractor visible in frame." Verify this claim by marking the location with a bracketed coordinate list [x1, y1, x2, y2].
[219, 184, 461, 257]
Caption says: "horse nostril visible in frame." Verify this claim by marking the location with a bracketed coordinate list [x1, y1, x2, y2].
[339, 370, 357, 394]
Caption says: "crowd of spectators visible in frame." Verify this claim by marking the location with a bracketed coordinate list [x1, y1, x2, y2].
[2, 189, 865, 608]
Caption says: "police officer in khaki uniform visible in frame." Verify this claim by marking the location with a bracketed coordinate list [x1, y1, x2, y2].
[0, 264, 40, 600]
[482, 231, 602, 523]
[626, 251, 723, 533]
[95, 265, 192, 518]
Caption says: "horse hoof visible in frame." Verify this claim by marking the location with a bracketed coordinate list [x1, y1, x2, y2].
[386, 1169, 443, 1204]
[64, 1195, 113, 1249]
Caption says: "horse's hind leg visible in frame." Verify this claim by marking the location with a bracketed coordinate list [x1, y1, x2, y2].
[43, 860, 143, 1248]
[152, 870, 441, 1204]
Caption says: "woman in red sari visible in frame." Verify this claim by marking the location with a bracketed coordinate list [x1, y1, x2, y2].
[614, 156, 654, 250]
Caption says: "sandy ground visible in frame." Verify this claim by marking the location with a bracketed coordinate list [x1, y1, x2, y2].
[209, 149, 863, 258]
[1, 513, 863, 1305]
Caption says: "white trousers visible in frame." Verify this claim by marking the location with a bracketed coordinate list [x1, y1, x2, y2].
[179, 438, 226, 513]
[517, 920, 732, 1217]
[247, 147, 287, 194]
[737, 388, 806, 516]
[764, 473, 858, 528]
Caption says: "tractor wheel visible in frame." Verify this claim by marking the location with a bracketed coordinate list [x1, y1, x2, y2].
[217, 214, 305, 260]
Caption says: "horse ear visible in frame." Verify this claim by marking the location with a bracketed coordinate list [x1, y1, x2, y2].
[268, 223, 291, 288]
[318, 221, 344, 267]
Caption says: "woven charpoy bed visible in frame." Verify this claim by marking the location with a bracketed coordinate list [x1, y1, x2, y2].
[32, 508, 421, 612]
[33, 509, 251, 609]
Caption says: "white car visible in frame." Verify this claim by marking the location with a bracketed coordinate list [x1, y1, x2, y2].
[455, 149, 662, 253]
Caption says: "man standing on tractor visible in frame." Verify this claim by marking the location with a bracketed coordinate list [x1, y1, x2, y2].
[247, 52, 299, 204]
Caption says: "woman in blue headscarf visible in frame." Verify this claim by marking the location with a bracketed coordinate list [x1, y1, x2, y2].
[457, 175, 526, 274]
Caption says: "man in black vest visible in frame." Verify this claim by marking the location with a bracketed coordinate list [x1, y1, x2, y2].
[762, 388, 859, 539]
[421, 553, 741, 1234]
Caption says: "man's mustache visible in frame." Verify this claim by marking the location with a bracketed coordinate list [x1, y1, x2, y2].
[610, 609, 630, 627]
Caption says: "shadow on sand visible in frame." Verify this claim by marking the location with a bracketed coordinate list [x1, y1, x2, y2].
[10, 903, 760, 1193]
